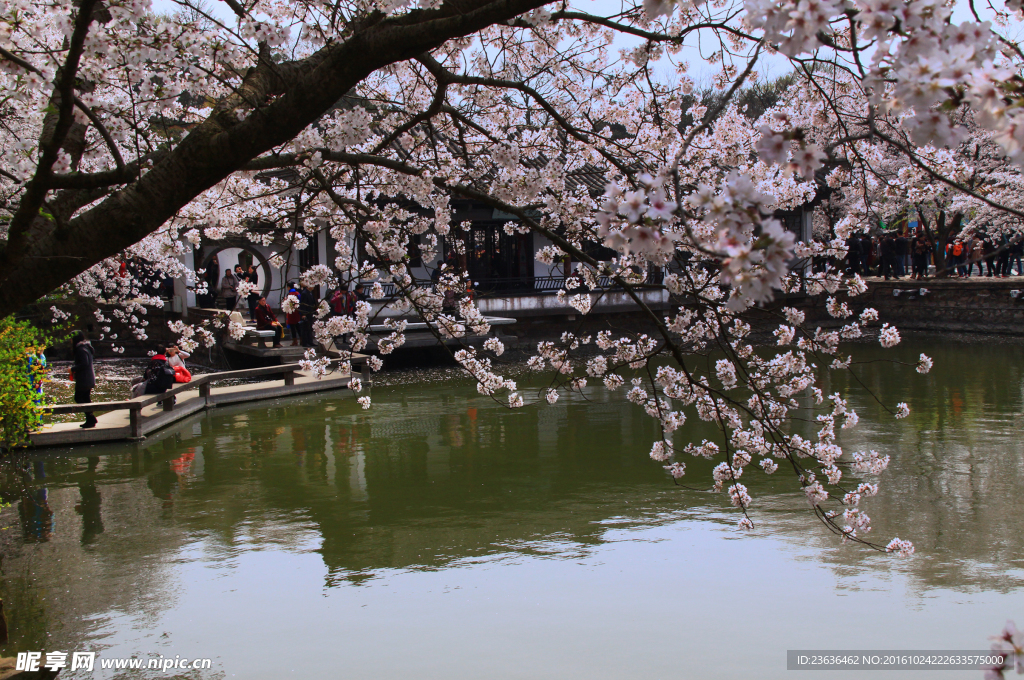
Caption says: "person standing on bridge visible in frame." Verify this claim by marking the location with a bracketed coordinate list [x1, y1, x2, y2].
[70, 331, 97, 429]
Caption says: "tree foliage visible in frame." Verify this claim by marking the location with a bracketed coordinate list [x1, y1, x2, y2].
[0, 318, 52, 450]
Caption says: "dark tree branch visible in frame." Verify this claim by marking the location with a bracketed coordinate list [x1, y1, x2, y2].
[2, 0, 100, 265]
[0, 0, 555, 315]
[73, 96, 126, 172]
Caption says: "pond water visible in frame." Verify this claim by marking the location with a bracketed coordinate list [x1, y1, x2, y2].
[1, 338, 1023, 679]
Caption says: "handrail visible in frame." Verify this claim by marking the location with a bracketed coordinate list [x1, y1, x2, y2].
[366, 315, 517, 333]
[46, 400, 141, 415]
[364, 273, 666, 299]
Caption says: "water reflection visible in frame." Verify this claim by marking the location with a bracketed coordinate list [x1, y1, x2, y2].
[825, 341, 1024, 594]
[0, 338, 1021, 678]
[17, 461, 53, 543]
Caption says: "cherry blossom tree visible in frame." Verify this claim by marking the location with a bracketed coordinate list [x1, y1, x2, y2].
[7, 0, 1024, 551]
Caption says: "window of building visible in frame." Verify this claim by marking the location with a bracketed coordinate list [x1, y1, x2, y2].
[444, 222, 534, 290]
[299, 236, 320, 270]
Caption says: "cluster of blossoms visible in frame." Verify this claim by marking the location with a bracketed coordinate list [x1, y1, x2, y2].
[167, 319, 215, 353]
[298, 348, 332, 378]
[454, 348, 520, 404]
[984, 620, 1024, 679]
[311, 299, 372, 358]
[687, 172, 798, 310]
[281, 295, 300, 314]
[741, 0, 1024, 170]
[596, 173, 679, 260]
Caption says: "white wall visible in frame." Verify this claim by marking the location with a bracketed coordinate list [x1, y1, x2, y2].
[201, 245, 287, 308]
[532, 234, 566, 278]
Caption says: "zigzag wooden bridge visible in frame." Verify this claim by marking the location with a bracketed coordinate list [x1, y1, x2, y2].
[31, 356, 370, 448]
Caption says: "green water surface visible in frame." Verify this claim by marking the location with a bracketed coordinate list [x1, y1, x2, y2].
[1, 339, 1022, 679]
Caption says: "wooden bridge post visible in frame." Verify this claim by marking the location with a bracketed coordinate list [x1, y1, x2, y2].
[284, 371, 296, 386]
[129, 408, 143, 438]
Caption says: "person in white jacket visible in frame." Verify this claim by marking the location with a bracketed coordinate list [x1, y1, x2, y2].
[166, 346, 190, 369]
[166, 346, 192, 383]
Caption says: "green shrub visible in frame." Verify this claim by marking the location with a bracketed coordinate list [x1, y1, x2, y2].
[0, 318, 54, 450]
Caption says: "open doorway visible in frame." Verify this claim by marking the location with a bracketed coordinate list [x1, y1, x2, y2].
[198, 246, 272, 312]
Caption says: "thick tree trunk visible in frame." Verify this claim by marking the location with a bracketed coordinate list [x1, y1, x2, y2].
[0, 0, 550, 318]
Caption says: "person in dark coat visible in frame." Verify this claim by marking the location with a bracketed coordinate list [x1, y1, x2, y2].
[143, 347, 176, 395]
[912, 233, 930, 280]
[846, 235, 862, 275]
[859, 234, 875, 275]
[894, 233, 908, 277]
[70, 331, 97, 428]
[202, 255, 220, 307]
[1010, 238, 1024, 276]
[298, 283, 318, 347]
[254, 296, 284, 348]
[245, 265, 260, 320]
[997, 234, 1012, 277]
[983, 235, 998, 276]
[879, 234, 899, 280]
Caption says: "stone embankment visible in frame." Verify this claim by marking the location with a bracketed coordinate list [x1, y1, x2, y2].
[799, 277, 1024, 335]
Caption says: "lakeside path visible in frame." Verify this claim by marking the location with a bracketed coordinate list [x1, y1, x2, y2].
[30, 363, 363, 449]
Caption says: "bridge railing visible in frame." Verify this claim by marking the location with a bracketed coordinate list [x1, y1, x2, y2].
[365, 272, 666, 299]
[40, 357, 368, 438]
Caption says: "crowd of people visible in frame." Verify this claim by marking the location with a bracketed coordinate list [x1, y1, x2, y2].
[191, 251, 374, 350]
[62, 260, 377, 430]
[197, 257, 262, 315]
[196, 254, 381, 339]
[251, 282, 366, 349]
[846, 230, 1024, 280]
[63, 276, 367, 426]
